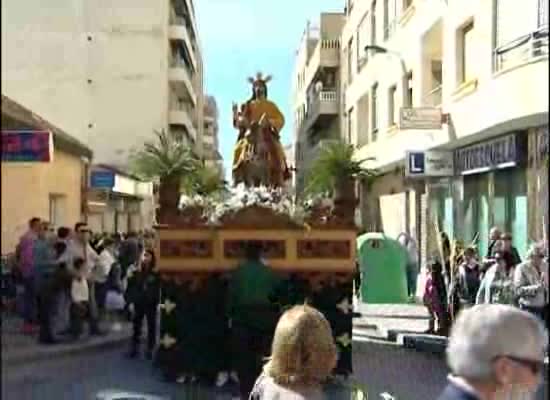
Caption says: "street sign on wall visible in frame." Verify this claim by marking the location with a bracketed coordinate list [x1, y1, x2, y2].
[400, 107, 443, 130]
[1, 130, 53, 162]
[405, 151, 454, 178]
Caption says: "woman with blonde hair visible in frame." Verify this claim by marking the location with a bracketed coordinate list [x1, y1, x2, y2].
[249, 304, 348, 400]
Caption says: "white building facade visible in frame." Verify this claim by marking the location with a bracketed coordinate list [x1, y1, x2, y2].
[1, 0, 204, 167]
[342, 0, 548, 260]
[292, 0, 548, 262]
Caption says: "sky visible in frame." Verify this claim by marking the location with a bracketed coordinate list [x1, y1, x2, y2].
[195, 0, 344, 179]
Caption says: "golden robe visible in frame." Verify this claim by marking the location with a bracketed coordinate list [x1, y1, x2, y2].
[232, 98, 289, 186]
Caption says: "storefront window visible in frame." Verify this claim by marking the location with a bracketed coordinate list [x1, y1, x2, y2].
[429, 182, 454, 239]
[494, 168, 528, 258]
[463, 174, 490, 256]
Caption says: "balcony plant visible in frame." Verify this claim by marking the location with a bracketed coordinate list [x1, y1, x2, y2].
[130, 129, 199, 220]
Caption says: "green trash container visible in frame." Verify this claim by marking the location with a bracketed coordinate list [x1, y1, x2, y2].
[357, 232, 408, 304]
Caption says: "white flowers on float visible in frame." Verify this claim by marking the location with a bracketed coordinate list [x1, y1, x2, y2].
[177, 183, 332, 225]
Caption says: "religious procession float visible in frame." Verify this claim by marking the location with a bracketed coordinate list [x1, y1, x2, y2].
[136, 73, 373, 393]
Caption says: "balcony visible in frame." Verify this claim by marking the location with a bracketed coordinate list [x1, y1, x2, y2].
[169, 60, 197, 105]
[307, 39, 341, 78]
[303, 90, 339, 131]
[494, 28, 549, 72]
[168, 108, 197, 143]
[169, 16, 198, 71]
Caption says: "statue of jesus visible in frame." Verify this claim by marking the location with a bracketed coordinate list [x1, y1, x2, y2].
[232, 72, 291, 187]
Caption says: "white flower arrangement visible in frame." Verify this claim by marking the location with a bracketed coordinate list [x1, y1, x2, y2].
[176, 184, 336, 225]
[208, 183, 306, 224]
[178, 194, 210, 209]
[302, 192, 333, 211]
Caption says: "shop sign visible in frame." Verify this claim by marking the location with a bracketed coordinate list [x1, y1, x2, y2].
[90, 171, 115, 188]
[400, 107, 443, 130]
[454, 133, 526, 174]
[1, 130, 53, 162]
[405, 151, 454, 177]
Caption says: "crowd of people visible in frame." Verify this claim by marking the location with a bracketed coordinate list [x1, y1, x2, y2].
[10, 217, 158, 355]
[5, 219, 548, 399]
[421, 227, 548, 337]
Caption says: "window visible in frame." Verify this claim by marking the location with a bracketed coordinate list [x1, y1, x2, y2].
[371, 83, 378, 141]
[384, 0, 389, 40]
[494, 0, 547, 70]
[539, 0, 548, 27]
[458, 21, 475, 84]
[358, 93, 369, 146]
[347, 107, 354, 144]
[372, 1, 378, 45]
[49, 194, 65, 227]
[406, 72, 413, 107]
[357, 12, 370, 71]
[347, 37, 354, 84]
[388, 85, 397, 126]
[383, 0, 398, 40]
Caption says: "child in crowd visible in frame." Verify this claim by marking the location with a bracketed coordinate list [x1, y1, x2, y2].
[249, 304, 340, 400]
[70, 257, 89, 338]
[423, 260, 449, 336]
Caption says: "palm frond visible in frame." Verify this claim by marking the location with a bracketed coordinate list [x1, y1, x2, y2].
[305, 140, 377, 195]
[129, 129, 199, 181]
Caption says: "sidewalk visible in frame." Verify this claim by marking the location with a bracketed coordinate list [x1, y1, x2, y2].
[353, 302, 448, 355]
[2, 313, 132, 367]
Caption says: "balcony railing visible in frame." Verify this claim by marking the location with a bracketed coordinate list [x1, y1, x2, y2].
[302, 90, 339, 131]
[320, 39, 340, 49]
[422, 85, 442, 107]
[494, 28, 549, 71]
[318, 90, 338, 102]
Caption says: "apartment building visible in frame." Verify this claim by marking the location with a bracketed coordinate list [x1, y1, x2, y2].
[1, 0, 204, 168]
[292, 14, 346, 196]
[203, 95, 223, 176]
[341, 0, 548, 259]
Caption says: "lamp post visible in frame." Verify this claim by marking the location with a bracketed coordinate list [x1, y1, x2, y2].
[364, 45, 410, 109]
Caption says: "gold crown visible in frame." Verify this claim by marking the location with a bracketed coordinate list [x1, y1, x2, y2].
[248, 72, 272, 86]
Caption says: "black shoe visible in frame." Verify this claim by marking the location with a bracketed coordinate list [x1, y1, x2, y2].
[90, 329, 107, 336]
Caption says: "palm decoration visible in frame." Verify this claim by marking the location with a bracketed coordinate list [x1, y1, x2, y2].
[130, 129, 199, 212]
[182, 163, 227, 198]
[305, 141, 376, 198]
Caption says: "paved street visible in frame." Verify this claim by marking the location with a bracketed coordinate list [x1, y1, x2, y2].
[2, 338, 448, 400]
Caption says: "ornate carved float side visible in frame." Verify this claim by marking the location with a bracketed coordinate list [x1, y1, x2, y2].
[155, 205, 357, 273]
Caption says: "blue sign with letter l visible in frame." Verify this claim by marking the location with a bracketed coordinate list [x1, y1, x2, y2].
[408, 152, 425, 174]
